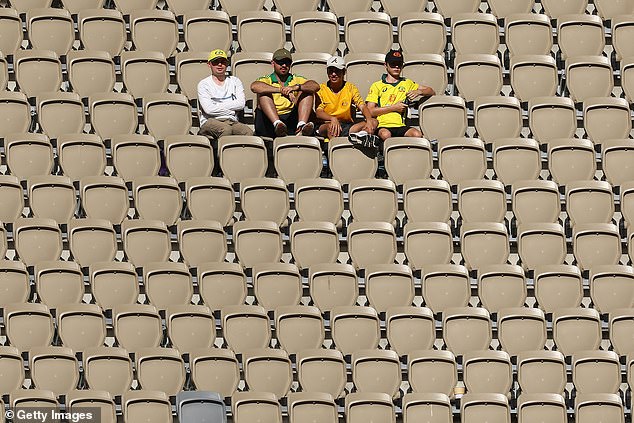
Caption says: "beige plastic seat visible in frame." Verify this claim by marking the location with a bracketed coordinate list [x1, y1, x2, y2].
[584, 97, 631, 144]
[460, 393, 511, 423]
[27, 176, 75, 225]
[0, 261, 29, 307]
[497, 307, 547, 355]
[240, 178, 289, 226]
[572, 350, 620, 394]
[130, 10, 178, 57]
[237, 11, 284, 52]
[460, 222, 510, 271]
[290, 54, 330, 90]
[143, 93, 192, 140]
[291, 11, 338, 55]
[273, 0, 319, 15]
[504, 13, 553, 56]
[613, 16, 634, 61]
[120, 51, 169, 99]
[517, 394, 567, 423]
[80, 176, 129, 224]
[408, 350, 457, 396]
[602, 140, 634, 186]
[511, 180, 560, 225]
[402, 54, 448, 99]
[232, 392, 281, 423]
[112, 0, 157, 13]
[557, 14, 605, 60]
[68, 219, 116, 268]
[165, 0, 212, 15]
[0, 8, 23, 55]
[398, 12, 446, 55]
[528, 96, 577, 145]
[221, 305, 271, 353]
[66, 390, 116, 423]
[422, 264, 471, 314]
[385, 306, 435, 356]
[325, 0, 372, 15]
[133, 176, 182, 225]
[488, 0, 534, 18]
[189, 348, 239, 397]
[345, 12, 393, 54]
[57, 304, 106, 351]
[344, 53, 386, 106]
[112, 135, 161, 181]
[185, 177, 235, 225]
[493, 138, 541, 186]
[345, 392, 395, 423]
[451, 13, 499, 55]
[566, 180, 614, 227]
[231, 52, 273, 105]
[10, 389, 58, 414]
[121, 219, 171, 268]
[404, 222, 453, 269]
[566, 56, 614, 103]
[123, 390, 172, 423]
[294, 178, 343, 224]
[434, 0, 480, 18]
[352, 349, 401, 398]
[0, 346, 24, 395]
[29, 346, 78, 396]
[0, 228, 9, 261]
[365, 264, 415, 312]
[573, 223, 621, 271]
[135, 347, 185, 396]
[347, 221, 397, 269]
[541, 0, 587, 18]
[548, 138, 596, 186]
[273, 136, 322, 184]
[474, 96, 523, 145]
[402, 393, 452, 423]
[477, 264, 527, 312]
[297, 349, 346, 398]
[35, 261, 84, 307]
[164, 134, 213, 181]
[0, 176, 23, 225]
[184, 11, 231, 53]
[517, 223, 567, 270]
[553, 307, 601, 356]
[14, 218, 62, 266]
[594, 0, 634, 19]
[78, 9, 126, 57]
[309, 263, 358, 312]
[233, 221, 283, 268]
[383, 137, 432, 186]
[275, 305, 324, 354]
[454, 54, 503, 100]
[89, 262, 138, 310]
[242, 348, 292, 399]
[349, 179, 397, 223]
[575, 393, 625, 423]
[143, 262, 193, 309]
[534, 265, 583, 312]
[218, 135, 267, 184]
[89, 93, 138, 140]
[442, 307, 492, 356]
[252, 263, 302, 311]
[438, 138, 486, 186]
[331, 306, 380, 355]
[290, 221, 339, 269]
[609, 309, 634, 355]
[5, 133, 54, 180]
[67, 51, 115, 99]
[328, 137, 378, 185]
[589, 265, 634, 313]
[113, 305, 162, 352]
[177, 220, 226, 267]
[27, 8, 73, 56]
[622, 182, 634, 229]
[4, 303, 53, 351]
[403, 179, 452, 223]
[36, 92, 84, 140]
[510, 55, 558, 102]
[458, 180, 506, 223]
[197, 262, 246, 311]
[517, 350, 566, 393]
[59, 0, 104, 12]
[57, 134, 106, 181]
[287, 393, 337, 423]
[14, 50, 62, 98]
[0, 92, 30, 138]
[463, 350, 512, 394]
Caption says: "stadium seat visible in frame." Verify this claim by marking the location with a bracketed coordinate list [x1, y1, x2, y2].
[287, 393, 337, 423]
[291, 12, 339, 55]
[609, 309, 634, 355]
[113, 0, 157, 14]
[345, 12, 393, 54]
[589, 265, 634, 313]
[572, 350, 620, 394]
[528, 96, 577, 145]
[460, 222, 510, 271]
[176, 392, 225, 423]
[78, 9, 126, 57]
[347, 221, 397, 268]
[547, 138, 596, 186]
[0, 8, 23, 55]
[14, 49, 62, 98]
[273, 136, 322, 184]
[36, 92, 84, 139]
[365, 264, 415, 312]
[349, 178, 397, 223]
[135, 347, 185, 396]
[61, 0, 104, 12]
[66, 51, 115, 98]
[398, 12, 446, 55]
[557, 14, 605, 59]
[0, 346, 24, 395]
[165, 0, 212, 16]
[217, 0, 266, 16]
[504, 13, 553, 56]
[442, 307, 492, 356]
[0, 261, 29, 306]
[233, 220, 283, 268]
[164, 134, 213, 181]
[488, 0, 534, 18]
[403, 179, 451, 223]
[112, 134, 161, 181]
[434, 0, 480, 18]
[421, 264, 471, 313]
[477, 264, 527, 312]
[403, 222, 453, 269]
[383, 137, 432, 186]
[493, 138, 541, 185]
[231, 52, 273, 105]
[4, 302, 54, 351]
[296, 349, 346, 398]
[56, 304, 106, 351]
[89, 93, 138, 140]
[252, 263, 302, 310]
[143, 262, 193, 309]
[418, 96, 468, 140]
[566, 56, 614, 103]
[344, 53, 386, 105]
[197, 262, 247, 311]
[309, 263, 358, 312]
[120, 51, 170, 99]
[27, 8, 74, 56]
[534, 265, 583, 312]
[189, 348, 240, 397]
[573, 223, 621, 271]
[218, 135, 267, 184]
[177, 220, 226, 267]
[14, 217, 62, 266]
[510, 54, 558, 102]
[553, 307, 602, 356]
[451, 13, 499, 55]
[35, 261, 84, 307]
[325, 0, 373, 15]
[221, 305, 271, 353]
[497, 307, 547, 355]
[10, 389, 58, 413]
[57, 134, 106, 181]
[113, 304, 162, 352]
[583, 97, 631, 144]
[437, 137, 486, 186]
[68, 218, 117, 268]
[143, 93, 192, 140]
[473, 96, 522, 144]
[130, 10, 178, 57]
[29, 346, 78, 396]
[541, 0, 587, 18]
[294, 178, 343, 224]
[89, 261, 139, 310]
[517, 394, 567, 423]
[242, 348, 292, 399]
[454, 54, 503, 100]
[345, 393, 395, 423]
[408, 350, 457, 397]
[232, 392, 281, 423]
[463, 350, 512, 394]
[237, 11, 285, 52]
[67, 390, 116, 423]
[240, 177, 289, 226]
[601, 140, 634, 186]
[184, 11, 231, 53]
[402, 393, 452, 423]
[175, 52, 209, 101]
[566, 180, 614, 226]
[133, 176, 182, 225]
[517, 223, 567, 270]
[352, 349, 401, 398]
[623, 182, 634, 228]
[27, 175, 76, 224]
[80, 176, 129, 224]
[121, 219, 171, 268]
[283, 53, 330, 93]
[0, 176, 23, 224]
[575, 394, 625, 423]
[122, 391, 172, 423]
[0, 92, 31, 138]
[458, 179, 506, 223]
[594, 0, 634, 20]
[612, 15, 634, 61]
[273, 0, 319, 15]
[185, 177, 235, 225]
[328, 137, 378, 185]
[331, 306, 380, 355]
[385, 306, 435, 356]
[382, 0, 427, 16]
[517, 350, 566, 393]
[275, 305, 324, 354]
[289, 221, 339, 269]
[460, 394, 511, 423]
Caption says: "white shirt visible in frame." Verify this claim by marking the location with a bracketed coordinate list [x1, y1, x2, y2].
[197, 75, 247, 125]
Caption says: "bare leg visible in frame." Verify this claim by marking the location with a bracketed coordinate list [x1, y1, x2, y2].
[257, 94, 280, 124]
[349, 118, 379, 135]
[377, 128, 392, 141]
[405, 127, 423, 137]
[318, 122, 331, 137]
[296, 93, 314, 123]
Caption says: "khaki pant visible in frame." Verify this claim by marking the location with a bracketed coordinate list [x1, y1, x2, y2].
[198, 118, 253, 139]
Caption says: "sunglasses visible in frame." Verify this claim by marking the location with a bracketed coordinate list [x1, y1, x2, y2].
[387, 61, 403, 68]
[327, 67, 344, 74]
[274, 59, 292, 66]
[210, 59, 228, 66]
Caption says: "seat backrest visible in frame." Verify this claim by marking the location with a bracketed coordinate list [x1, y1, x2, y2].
[493, 138, 541, 185]
[121, 51, 170, 99]
[404, 222, 453, 270]
[78, 9, 126, 57]
[474, 96, 522, 144]
[553, 307, 602, 357]
[184, 11, 232, 53]
[143, 93, 192, 140]
[557, 14, 605, 59]
[328, 137, 378, 184]
[14, 217, 62, 266]
[398, 12, 446, 54]
[89, 93, 138, 139]
[243, 348, 292, 399]
[221, 305, 271, 353]
[218, 135, 268, 184]
[112, 134, 161, 180]
[497, 307, 546, 355]
[408, 350, 457, 396]
[510, 55, 558, 102]
[177, 220, 227, 267]
[36, 92, 85, 140]
[290, 221, 339, 270]
[27, 8, 74, 56]
[189, 348, 239, 397]
[517, 393, 567, 423]
[275, 305, 324, 354]
[451, 13, 499, 55]
[477, 264, 527, 313]
[130, 9, 178, 57]
[421, 264, 470, 314]
[442, 307, 492, 356]
[121, 219, 171, 268]
[386, 306, 435, 356]
[548, 138, 596, 186]
[232, 221, 283, 268]
[123, 390, 172, 423]
[0, 8, 23, 55]
[534, 265, 583, 312]
[29, 346, 79, 396]
[57, 304, 106, 351]
[345, 12, 393, 54]
[186, 177, 235, 225]
[364, 264, 415, 312]
[309, 263, 359, 312]
[352, 349, 402, 398]
[402, 54, 449, 100]
[89, 261, 138, 310]
[113, 305, 163, 352]
[384, 137, 433, 186]
[505, 13, 553, 56]
[68, 218, 117, 268]
[541, 0, 587, 18]
[4, 303, 54, 352]
[240, 177, 290, 226]
[566, 56, 614, 103]
[273, 136, 323, 184]
[572, 350, 621, 394]
[143, 262, 193, 309]
[252, 263, 302, 310]
[331, 306, 380, 355]
[297, 349, 346, 398]
[437, 137, 486, 186]
[347, 221, 397, 269]
[197, 262, 246, 311]
[136, 347, 186, 396]
[463, 350, 512, 394]
[133, 176, 183, 225]
[511, 180, 560, 225]
[237, 11, 285, 52]
[177, 391, 226, 423]
[291, 12, 338, 55]
[15, 49, 62, 98]
[517, 223, 567, 270]
[517, 350, 567, 393]
[454, 54, 503, 100]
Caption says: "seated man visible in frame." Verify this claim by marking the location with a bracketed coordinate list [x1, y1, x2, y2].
[251, 48, 319, 137]
[315, 56, 379, 146]
[366, 50, 435, 141]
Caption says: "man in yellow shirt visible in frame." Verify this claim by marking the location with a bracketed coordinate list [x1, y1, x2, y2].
[251, 48, 320, 137]
[366, 50, 435, 141]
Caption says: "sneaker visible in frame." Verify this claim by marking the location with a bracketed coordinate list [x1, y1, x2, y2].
[348, 131, 379, 149]
[274, 121, 288, 137]
[296, 121, 315, 136]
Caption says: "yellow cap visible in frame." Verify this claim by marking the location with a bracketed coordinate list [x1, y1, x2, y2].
[208, 49, 228, 62]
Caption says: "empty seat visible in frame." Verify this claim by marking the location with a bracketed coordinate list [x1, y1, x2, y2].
[36, 92, 84, 139]
[454, 54, 503, 100]
[67, 390, 116, 423]
[112, 0, 158, 13]
[185, 177, 235, 225]
[35, 261, 84, 307]
[497, 307, 547, 355]
[164, 134, 213, 181]
[242, 348, 292, 399]
[291, 11, 338, 55]
[130, 10, 178, 57]
[404, 222, 453, 269]
[504, 13, 553, 56]
[463, 350, 512, 394]
[419, 96, 467, 140]
[10, 389, 58, 412]
[0, 8, 23, 55]
[89, 93, 138, 140]
[176, 392, 225, 423]
[402, 393, 452, 423]
[0, 177, 23, 225]
[474, 96, 522, 144]
[325, 0, 372, 15]
[489, 0, 534, 18]
[623, 182, 634, 228]
[0, 261, 29, 307]
[434, 0, 480, 18]
[451, 13, 499, 55]
[477, 264, 527, 312]
[402, 54, 448, 99]
[510, 55, 558, 102]
[189, 348, 239, 397]
[422, 264, 471, 314]
[68, 219, 116, 268]
[297, 349, 346, 398]
[165, 0, 212, 15]
[66, 51, 116, 98]
[517, 394, 567, 423]
[233, 221, 282, 268]
[113, 305, 162, 352]
[442, 307, 492, 356]
[352, 349, 401, 398]
[548, 138, 596, 186]
[294, 178, 343, 224]
[613, 15, 634, 61]
[493, 138, 541, 185]
[534, 265, 583, 312]
[557, 14, 605, 59]
[594, 0, 634, 19]
[231, 52, 273, 105]
[328, 137, 378, 185]
[458, 179, 506, 223]
[601, 140, 634, 186]
[197, 263, 246, 311]
[89, 261, 139, 310]
[438, 137, 486, 186]
[517, 350, 567, 393]
[290, 221, 339, 269]
[575, 393, 625, 423]
[232, 392, 281, 423]
[572, 350, 620, 394]
[121, 219, 171, 268]
[345, 393, 395, 423]
[331, 306, 380, 355]
[240, 177, 289, 226]
[408, 350, 457, 396]
[583, 97, 631, 144]
[177, 220, 226, 267]
[541, 0, 587, 18]
[218, 135, 267, 184]
[398, 12, 446, 55]
[112, 134, 161, 181]
[120, 51, 169, 99]
[349, 179, 397, 223]
[221, 305, 271, 353]
[4, 303, 53, 351]
[383, 137, 432, 185]
[14, 218, 61, 266]
[123, 390, 172, 423]
[273, 136, 322, 184]
[460, 394, 511, 423]
[386, 306, 435, 356]
[309, 263, 358, 312]
[460, 222, 509, 271]
[252, 263, 302, 311]
[184, 11, 231, 53]
[6, 133, 53, 180]
[58, 134, 106, 180]
[80, 176, 129, 224]
[217, 0, 266, 17]
[511, 180, 560, 225]
[553, 307, 601, 356]
[589, 265, 634, 313]
[347, 221, 397, 268]
[0, 346, 25, 395]
[237, 11, 284, 53]
[275, 305, 324, 354]
[517, 223, 567, 270]
[143, 93, 192, 140]
[57, 304, 106, 351]
[143, 262, 193, 309]
[290, 55, 330, 93]
[344, 53, 386, 106]
[566, 56, 614, 103]
[528, 96, 577, 145]
[345, 12, 393, 54]
[14, 50, 62, 98]
[133, 176, 182, 225]
[609, 309, 634, 355]
[273, 0, 319, 15]
[78, 9, 126, 57]
[566, 180, 614, 226]
[0, 92, 30, 138]
[403, 179, 452, 223]
[135, 347, 185, 396]
[365, 264, 415, 312]
[28, 175, 76, 224]
[288, 393, 337, 423]
[573, 223, 621, 271]
[29, 346, 79, 396]
[27, 8, 74, 56]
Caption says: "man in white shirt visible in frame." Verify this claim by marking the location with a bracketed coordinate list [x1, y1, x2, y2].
[197, 49, 253, 141]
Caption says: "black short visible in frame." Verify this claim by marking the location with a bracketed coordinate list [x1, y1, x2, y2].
[378, 126, 412, 138]
[254, 107, 299, 138]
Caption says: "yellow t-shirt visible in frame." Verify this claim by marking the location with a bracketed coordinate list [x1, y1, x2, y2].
[366, 75, 419, 128]
[255, 72, 308, 115]
[317, 81, 365, 123]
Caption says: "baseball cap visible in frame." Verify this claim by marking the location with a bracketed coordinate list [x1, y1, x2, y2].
[385, 49, 404, 63]
[272, 48, 293, 62]
[208, 49, 228, 62]
[326, 56, 345, 70]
